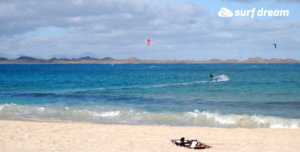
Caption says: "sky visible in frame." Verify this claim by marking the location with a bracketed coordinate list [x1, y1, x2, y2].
[0, 0, 300, 60]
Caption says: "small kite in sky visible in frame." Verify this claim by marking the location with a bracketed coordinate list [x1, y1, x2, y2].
[274, 43, 277, 49]
[147, 39, 151, 45]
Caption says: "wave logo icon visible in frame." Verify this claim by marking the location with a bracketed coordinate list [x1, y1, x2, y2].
[218, 7, 233, 17]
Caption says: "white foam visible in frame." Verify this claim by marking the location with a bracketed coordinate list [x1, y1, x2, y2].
[0, 103, 17, 110]
[144, 76, 229, 89]
[251, 115, 300, 129]
[0, 104, 7, 110]
[198, 111, 240, 125]
[143, 81, 209, 89]
[183, 110, 300, 129]
[215, 74, 230, 81]
[1, 103, 299, 129]
[38, 107, 45, 112]
[99, 111, 120, 117]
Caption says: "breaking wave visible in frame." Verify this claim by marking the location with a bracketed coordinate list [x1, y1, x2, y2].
[0, 104, 299, 129]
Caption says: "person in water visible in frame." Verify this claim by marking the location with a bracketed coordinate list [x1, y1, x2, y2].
[210, 73, 215, 79]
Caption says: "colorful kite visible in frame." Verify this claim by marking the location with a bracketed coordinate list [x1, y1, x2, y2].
[147, 39, 151, 45]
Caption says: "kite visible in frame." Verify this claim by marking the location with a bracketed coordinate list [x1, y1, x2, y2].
[274, 43, 277, 49]
[147, 39, 151, 45]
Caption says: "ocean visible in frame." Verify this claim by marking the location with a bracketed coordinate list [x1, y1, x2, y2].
[0, 64, 299, 129]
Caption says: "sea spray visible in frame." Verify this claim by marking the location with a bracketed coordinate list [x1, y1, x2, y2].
[216, 74, 230, 81]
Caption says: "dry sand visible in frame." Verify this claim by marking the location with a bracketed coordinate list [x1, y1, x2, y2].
[0, 119, 299, 152]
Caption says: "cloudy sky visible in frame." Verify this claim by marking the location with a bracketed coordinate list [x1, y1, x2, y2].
[0, 0, 299, 60]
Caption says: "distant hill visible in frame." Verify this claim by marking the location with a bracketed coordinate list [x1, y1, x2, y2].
[101, 57, 113, 60]
[79, 56, 98, 60]
[0, 57, 8, 61]
[79, 52, 99, 59]
[0, 54, 299, 64]
[125, 57, 139, 63]
[16, 56, 38, 61]
[51, 52, 99, 59]
[49, 57, 58, 60]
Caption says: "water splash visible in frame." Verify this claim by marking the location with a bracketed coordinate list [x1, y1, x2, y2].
[215, 74, 230, 81]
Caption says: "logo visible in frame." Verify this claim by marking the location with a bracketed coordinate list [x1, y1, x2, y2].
[218, 7, 289, 18]
[218, 7, 233, 17]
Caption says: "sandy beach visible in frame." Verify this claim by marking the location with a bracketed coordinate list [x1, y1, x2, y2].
[0, 119, 299, 152]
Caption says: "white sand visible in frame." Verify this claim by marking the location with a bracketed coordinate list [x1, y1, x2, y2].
[0, 119, 299, 152]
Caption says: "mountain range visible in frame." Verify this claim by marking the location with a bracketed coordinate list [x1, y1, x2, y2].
[0, 52, 99, 60]
[0, 54, 299, 64]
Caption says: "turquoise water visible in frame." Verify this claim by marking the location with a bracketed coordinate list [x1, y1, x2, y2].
[0, 64, 300, 128]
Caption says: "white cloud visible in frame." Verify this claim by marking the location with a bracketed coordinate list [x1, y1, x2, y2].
[0, 0, 299, 60]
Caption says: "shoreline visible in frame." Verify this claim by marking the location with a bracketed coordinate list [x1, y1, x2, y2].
[1, 119, 300, 152]
[2, 115, 299, 130]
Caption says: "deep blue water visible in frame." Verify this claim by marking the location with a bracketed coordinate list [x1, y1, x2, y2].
[0, 64, 299, 128]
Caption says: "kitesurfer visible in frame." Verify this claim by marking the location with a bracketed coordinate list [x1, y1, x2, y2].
[210, 73, 215, 79]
